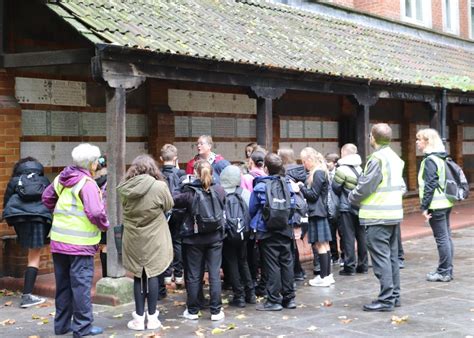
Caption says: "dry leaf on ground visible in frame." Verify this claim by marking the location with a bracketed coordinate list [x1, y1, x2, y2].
[112, 314, 123, 318]
[4, 301, 13, 306]
[340, 319, 353, 324]
[391, 315, 409, 325]
[322, 300, 333, 307]
[0, 319, 15, 326]
[307, 325, 318, 331]
[195, 327, 206, 337]
[235, 314, 247, 319]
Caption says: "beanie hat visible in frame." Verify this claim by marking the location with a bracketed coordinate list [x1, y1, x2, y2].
[219, 165, 242, 194]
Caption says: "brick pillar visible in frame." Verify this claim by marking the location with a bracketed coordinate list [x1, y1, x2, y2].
[401, 102, 417, 191]
[148, 80, 174, 161]
[0, 70, 22, 277]
[450, 106, 463, 167]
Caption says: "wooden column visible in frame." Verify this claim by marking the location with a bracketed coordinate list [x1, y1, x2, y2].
[428, 101, 440, 132]
[401, 102, 417, 191]
[251, 86, 285, 151]
[450, 106, 464, 167]
[104, 75, 145, 278]
[353, 92, 378, 163]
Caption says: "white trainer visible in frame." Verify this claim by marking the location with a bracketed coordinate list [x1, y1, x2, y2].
[182, 309, 199, 320]
[326, 274, 336, 285]
[146, 311, 161, 330]
[164, 277, 172, 285]
[174, 276, 184, 285]
[308, 276, 331, 287]
[211, 310, 225, 321]
[127, 311, 145, 331]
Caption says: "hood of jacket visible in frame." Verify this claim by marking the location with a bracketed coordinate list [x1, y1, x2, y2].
[338, 154, 362, 167]
[117, 174, 155, 200]
[424, 151, 448, 160]
[284, 164, 307, 183]
[58, 166, 92, 187]
[14, 160, 44, 176]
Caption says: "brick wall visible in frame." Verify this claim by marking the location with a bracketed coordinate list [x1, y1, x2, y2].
[432, 0, 443, 32]
[353, 0, 400, 20]
[331, 0, 355, 8]
[459, 0, 470, 39]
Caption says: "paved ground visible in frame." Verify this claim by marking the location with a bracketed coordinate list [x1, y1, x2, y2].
[1, 226, 474, 337]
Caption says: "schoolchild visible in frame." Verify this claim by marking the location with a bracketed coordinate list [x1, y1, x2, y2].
[299, 147, 335, 287]
[332, 144, 368, 276]
[220, 165, 256, 307]
[3, 157, 52, 308]
[160, 144, 186, 287]
[174, 160, 226, 321]
[249, 153, 296, 311]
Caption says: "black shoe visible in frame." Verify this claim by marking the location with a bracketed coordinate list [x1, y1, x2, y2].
[339, 270, 355, 276]
[363, 302, 394, 312]
[229, 297, 246, 308]
[395, 299, 401, 307]
[255, 288, 266, 297]
[356, 268, 368, 274]
[55, 328, 72, 335]
[256, 301, 283, 311]
[222, 282, 233, 291]
[294, 273, 306, 281]
[245, 291, 257, 304]
[282, 299, 297, 309]
[313, 270, 320, 276]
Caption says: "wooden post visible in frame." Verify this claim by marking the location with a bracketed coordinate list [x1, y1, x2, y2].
[251, 86, 285, 151]
[356, 104, 370, 163]
[401, 103, 417, 191]
[450, 106, 464, 167]
[428, 101, 440, 132]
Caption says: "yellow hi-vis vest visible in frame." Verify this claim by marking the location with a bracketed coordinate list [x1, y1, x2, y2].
[418, 155, 453, 210]
[359, 146, 405, 222]
[50, 175, 101, 245]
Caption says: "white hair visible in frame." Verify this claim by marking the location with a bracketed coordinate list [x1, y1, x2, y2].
[71, 143, 101, 169]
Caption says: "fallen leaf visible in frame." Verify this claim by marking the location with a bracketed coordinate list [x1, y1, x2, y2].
[173, 301, 186, 307]
[41, 318, 49, 324]
[222, 298, 229, 305]
[49, 312, 56, 317]
[211, 327, 225, 335]
[4, 290, 14, 296]
[32, 314, 41, 320]
[227, 323, 236, 330]
[36, 302, 53, 308]
[4, 301, 13, 306]
[307, 325, 318, 331]
[297, 304, 307, 308]
[28, 336, 40, 338]
[391, 315, 409, 325]
[322, 300, 333, 307]
[0, 319, 15, 326]
[112, 314, 123, 318]
[340, 319, 353, 324]
[235, 314, 247, 319]
[338, 316, 347, 319]
[195, 327, 206, 337]
[135, 334, 143, 337]
[343, 304, 349, 307]
[282, 316, 289, 320]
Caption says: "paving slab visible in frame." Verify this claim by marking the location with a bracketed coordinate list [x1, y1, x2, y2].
[1, 226, 473, 337]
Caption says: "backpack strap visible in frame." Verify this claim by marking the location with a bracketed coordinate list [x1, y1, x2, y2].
[346, 165, 361, 179]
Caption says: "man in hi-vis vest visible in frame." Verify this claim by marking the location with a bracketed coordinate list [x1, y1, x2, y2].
[349, 123, 406, 312]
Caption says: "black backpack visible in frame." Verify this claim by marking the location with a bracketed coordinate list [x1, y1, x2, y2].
[224, 187, 250, 242]
[327, 187, 340, 221]
[443, 157, 469, 202]
[263, 177, 292, 231]
[165, 171, 181, 194]
[15, 173, 47, 202]
[189, 186, 224, 234]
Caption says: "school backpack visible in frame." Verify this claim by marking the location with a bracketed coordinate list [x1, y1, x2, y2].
[327, 187, 340, 221]
[15, 172, 47, 202]
[165, 170, 181, 194]
[189, 186, 224, 234]
[224, 187, 250, 242]
[263, 177, 292, 231]
[443, 157, 469, 202]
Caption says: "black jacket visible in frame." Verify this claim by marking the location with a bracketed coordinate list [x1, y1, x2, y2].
[300, 170, 328, 218]
[420, 152, 449, 211]
[284, 164, 307, 183]
[173, 179, 226, 244]
[2, 160, 52, 225]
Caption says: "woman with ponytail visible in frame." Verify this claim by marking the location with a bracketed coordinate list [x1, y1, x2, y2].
[173, 160, 226, 321]
[298, 147, 334, 287]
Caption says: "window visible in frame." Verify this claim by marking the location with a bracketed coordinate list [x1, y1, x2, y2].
[401, 0, 432, 27]
[470, 0, 474, 38]
[442, 0, 460, 34]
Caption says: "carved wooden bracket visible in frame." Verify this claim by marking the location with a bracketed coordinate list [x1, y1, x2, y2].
[250, 86, 286, 100]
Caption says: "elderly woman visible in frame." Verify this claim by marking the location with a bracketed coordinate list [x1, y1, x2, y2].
[42, 143, 109, 337]
[416, 128, 454, 282]
[117, 154, 174, 331]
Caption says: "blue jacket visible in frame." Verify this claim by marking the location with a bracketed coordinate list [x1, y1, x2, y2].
[249, 175, 295, 239]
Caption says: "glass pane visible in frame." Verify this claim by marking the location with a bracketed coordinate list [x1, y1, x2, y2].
[416, 0, 423, 21]
[406, 0, 412, 17]
[471, 7, 474, 37]
[445, 0, 451, 29]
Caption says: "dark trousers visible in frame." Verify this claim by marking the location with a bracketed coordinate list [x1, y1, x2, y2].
[52, 253, 94, 337]
[397, 230, 405, 262]
[164, 231, 183, 278]
[429, 208, 453, 277]
[328, 217, 342, 260]
[183, 241, 223, 315]
[247, 238, 259, 282]
[259, 234, 295, 304]
[340, 212, 368, 272]
[292, 239, 304, 276]
[223, 239, 254, 299]
[366, 224, 400, 305]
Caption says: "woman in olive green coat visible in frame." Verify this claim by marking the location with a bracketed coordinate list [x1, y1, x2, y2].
[117, 154, 174, 331]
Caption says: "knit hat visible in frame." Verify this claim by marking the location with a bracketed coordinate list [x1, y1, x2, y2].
[219, 165, 242, 194]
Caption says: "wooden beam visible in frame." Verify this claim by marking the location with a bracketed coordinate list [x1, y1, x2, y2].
[1, 48, 93, 68]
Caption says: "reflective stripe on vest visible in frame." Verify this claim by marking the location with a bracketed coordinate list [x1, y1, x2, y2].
[418, 155, 453, 210]
[359, 146, 404, 221]
[50, 175, 101, 245]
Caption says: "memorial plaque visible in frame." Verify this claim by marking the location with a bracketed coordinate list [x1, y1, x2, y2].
[174, 142, 196, 162]
[20, 142, 53, 167]
[191, 117, 212, 137]
[463, 127, 474, 140]
[280, 119, 288, 138]
[126, 114, 147, 137]
[236, 118, 256, 138]
[214, 117, 235, 137]
[82, 112, 106, 136]
[304, 121, 322, 138]
[51, 80, 86, 107]
[175, 116, 190, 137]
[390, 124, 401, 139]
[15, 77, 50, 104]
[463, 142, 474, 155]
[322, 121, 338, 138]
[288, 120, 304, 138]
[214, 142, 238, 161]
[51, 111, 79, 136]
[391, 142, 402, 156]
[22, 110, 48, 136]
[126, 142, 148, 164]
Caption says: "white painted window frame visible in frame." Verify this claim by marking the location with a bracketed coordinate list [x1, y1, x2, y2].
[400, 0, 433, 28]
[442, 0, 460, 34]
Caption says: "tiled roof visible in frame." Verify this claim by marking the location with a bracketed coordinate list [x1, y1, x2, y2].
[47, 0, 474, 92]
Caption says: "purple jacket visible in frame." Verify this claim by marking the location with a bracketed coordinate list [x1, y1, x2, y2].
[42, 166, 109, 256]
